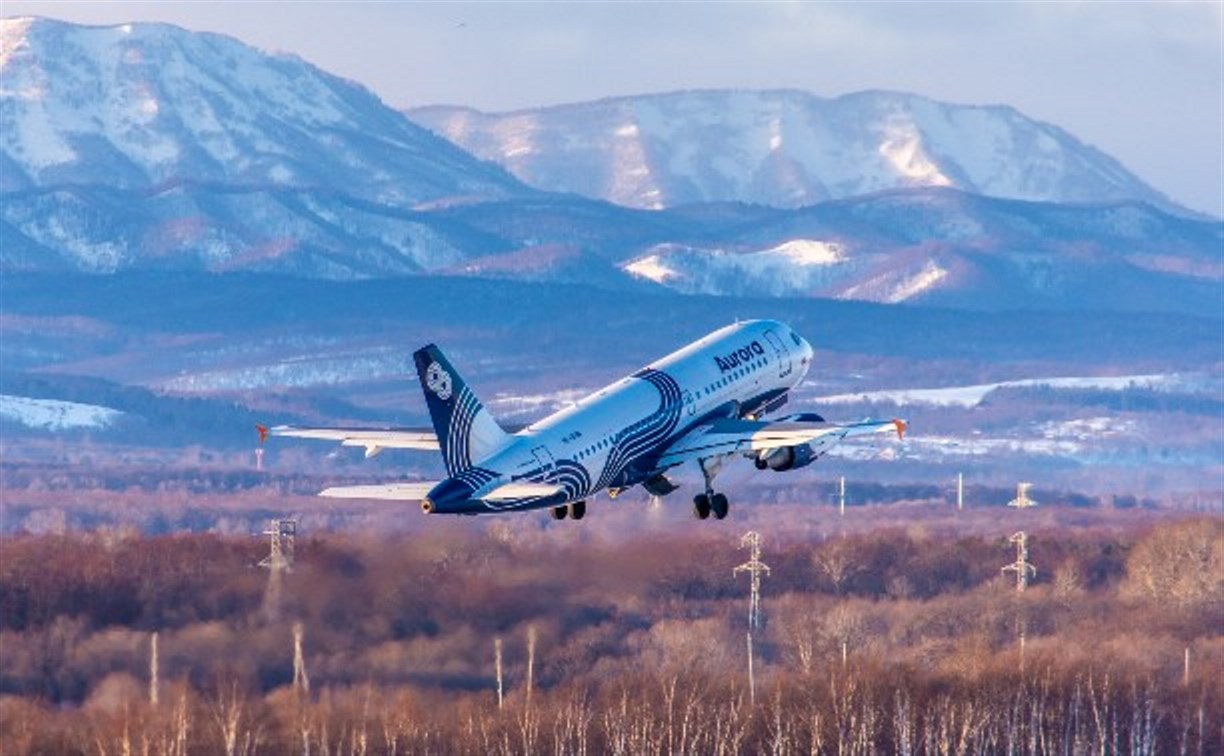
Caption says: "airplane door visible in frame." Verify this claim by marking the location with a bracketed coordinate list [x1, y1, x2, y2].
[531, 446, 555, 477]
[683, 390, 696, 416]
[764, 330, 793, 379]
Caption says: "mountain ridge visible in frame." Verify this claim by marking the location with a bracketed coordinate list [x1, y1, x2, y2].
[0, 16, 530, 204]
[1, 18, 1218, 317]
[408, 88, 1191, 216]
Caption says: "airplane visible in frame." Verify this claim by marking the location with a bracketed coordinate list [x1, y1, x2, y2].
[259, 319, 905, 521]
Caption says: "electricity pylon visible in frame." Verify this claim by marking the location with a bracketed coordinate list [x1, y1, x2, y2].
[1007, 482, 1037, 508]
[1001, 531, 1037, 671]
[1001, 531, 1036, 591]
[259, 519, 296, 619]
[734, 531, 770, 705]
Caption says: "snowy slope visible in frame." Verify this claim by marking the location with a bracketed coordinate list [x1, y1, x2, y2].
[0, 17, 526, 205]
[618, 188, 1222, 309]
[0, 394, 122, 430]
[809, 374, 1179, 408]
[409, 90, 1187, 214]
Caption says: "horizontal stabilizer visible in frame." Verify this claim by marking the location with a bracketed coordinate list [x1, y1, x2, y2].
[481, 481, 565, 501]
[267, 425, 439, 452]
[318, 482, 438, 500]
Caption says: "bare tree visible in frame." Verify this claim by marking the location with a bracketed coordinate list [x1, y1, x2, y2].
[813, 542, 862, 595]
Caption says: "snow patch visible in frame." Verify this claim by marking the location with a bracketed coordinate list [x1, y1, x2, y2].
[1038, 417, 1138, 441]
[811, 374, 1177, 408]
[768, 239, 844, 266]
[885, 259, 947, 302]
[839, 259, 948, 303]
[621, 238, 848, 296]
[0, 394, 123, 430]
[0, 17, 35, 68]
[624, 254, 678, 284]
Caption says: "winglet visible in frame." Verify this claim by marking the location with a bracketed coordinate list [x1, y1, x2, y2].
[256, 424, 268, 444]
[893, 419, 907, 440]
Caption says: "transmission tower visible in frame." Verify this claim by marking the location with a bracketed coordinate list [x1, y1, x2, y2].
[259, 518, 297, 619]
[838, 476, 846, 517]
[734, 531, 770, 705]
[1001, 531, 1037, 671]
[258, 518, 296, 570]
[1001, 531, 1036, 592]
[734, 531, 771, 628]
[1007, 482, 1038, 508]
[957, 472, 964, 511]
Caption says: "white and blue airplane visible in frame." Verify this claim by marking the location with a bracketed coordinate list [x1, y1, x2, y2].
[261, 320, 904, 520]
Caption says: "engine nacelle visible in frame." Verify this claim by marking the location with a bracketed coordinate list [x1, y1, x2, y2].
[762, 443, 817, 472]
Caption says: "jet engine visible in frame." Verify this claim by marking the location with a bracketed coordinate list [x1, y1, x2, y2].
[759, 443, 817, 472]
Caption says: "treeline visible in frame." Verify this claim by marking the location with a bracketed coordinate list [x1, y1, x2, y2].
[0, 518, 1219, 753]
[6, 663, 1214, 755]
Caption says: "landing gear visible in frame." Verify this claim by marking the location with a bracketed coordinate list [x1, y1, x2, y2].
[693, 492, 729, 520]
[693, 494, 711, 519]
[551, 501, 586, 521]
[693, 456, 731, 521]
[754, 456, 768, 470]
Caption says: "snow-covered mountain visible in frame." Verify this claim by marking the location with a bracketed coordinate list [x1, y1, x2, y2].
[618, 188, 1222, 312]
[1, 19, 1217, 316]
[409, 90, 1187, 214]
[0, 17, 527, 205]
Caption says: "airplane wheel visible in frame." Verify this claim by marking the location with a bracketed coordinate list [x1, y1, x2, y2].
[711, 493, 729, 520]
[693, 494, 711, 520]
[754, 457, 768, 470]
[569, 500, 586, 520]
[551, 505, 568, 520]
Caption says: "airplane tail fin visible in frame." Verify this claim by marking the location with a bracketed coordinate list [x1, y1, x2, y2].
[413, 344, 509, 477]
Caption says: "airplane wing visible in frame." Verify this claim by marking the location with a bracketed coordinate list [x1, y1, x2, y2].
[320, 482, 437, 500]
[657, 416, 905, 468]
[317, 480, 563, 502]
[260, 424, 439, 457]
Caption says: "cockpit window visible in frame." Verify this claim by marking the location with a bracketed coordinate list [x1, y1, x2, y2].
[791, 332, 802, 347]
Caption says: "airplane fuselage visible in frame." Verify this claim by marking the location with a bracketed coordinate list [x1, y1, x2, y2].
[424, 320, 814, 514]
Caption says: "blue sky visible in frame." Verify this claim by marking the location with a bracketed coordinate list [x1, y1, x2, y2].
[8, 1, 1222, 216]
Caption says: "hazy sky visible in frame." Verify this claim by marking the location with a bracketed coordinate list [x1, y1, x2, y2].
[8, 1, 1222, 216]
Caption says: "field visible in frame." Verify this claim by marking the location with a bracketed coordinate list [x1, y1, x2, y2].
[1, 500, 1219, 754]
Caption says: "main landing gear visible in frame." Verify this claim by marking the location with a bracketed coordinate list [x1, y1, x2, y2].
[692, 492, 729, 520]
[692, 456, 730, 520]
[551, 500, 586, 521]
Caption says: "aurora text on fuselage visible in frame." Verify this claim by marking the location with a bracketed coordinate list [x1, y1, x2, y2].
[714, 341, 766, 373]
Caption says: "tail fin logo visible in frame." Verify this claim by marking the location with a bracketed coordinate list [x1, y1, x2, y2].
[426, 362, 453, 401]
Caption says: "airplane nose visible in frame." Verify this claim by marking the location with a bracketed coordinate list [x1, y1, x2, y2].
[797, 335, 813, 361]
